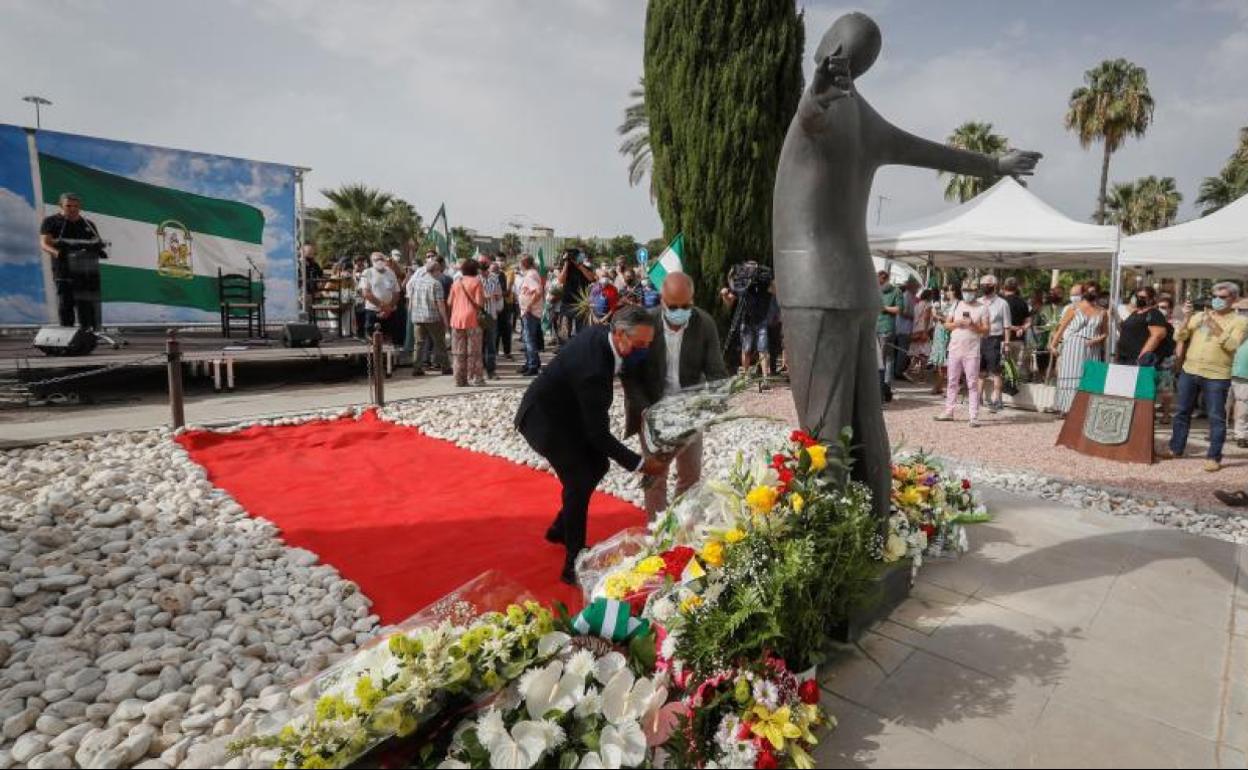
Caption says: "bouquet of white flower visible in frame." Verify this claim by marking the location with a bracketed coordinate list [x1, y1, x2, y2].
[639, 376, 753, 459]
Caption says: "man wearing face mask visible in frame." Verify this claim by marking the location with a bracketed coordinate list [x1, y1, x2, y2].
[622, 272, 728, 516]
[358, 252, 400, 340]
[1160, 282, 1248, 472]
[516, 305, 667, 583]
[976, 275, 1013, 413]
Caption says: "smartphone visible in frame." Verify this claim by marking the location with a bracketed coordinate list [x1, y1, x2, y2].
[962, 311, 970, 319]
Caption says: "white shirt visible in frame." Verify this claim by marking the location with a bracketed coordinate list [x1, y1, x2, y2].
[982, 295, 1013, 337]
[359, 265, 398, 311]
[663, 323, 686, 396]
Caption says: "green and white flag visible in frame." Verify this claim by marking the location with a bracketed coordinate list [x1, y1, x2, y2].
[1079, 361, 1156, 401]
[536, 246, 547, 277]
[646, 233, 684, 286]
[425, 204, 451, 259]
[39, 153, 264, 313]
[571, 598, 650, 643]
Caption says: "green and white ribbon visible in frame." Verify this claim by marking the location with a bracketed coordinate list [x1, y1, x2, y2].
[571, 599, 650, 643]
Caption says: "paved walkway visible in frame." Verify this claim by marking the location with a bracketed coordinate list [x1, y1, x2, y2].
[817, 486, 1247, 768]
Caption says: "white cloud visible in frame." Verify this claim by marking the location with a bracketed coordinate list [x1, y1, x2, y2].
[0, 188, 40, 266]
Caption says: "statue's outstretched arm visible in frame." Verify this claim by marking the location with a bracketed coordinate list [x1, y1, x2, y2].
[874, 115, 1042, 178]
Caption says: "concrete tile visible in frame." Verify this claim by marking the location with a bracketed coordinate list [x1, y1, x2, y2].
[821, 631, 918, 703]
[858, 628, 919, 676]
[972, 569, 1115, 628]
[1223, 635, 1248, 756]
[1013, 697, 1219, 769]
[1083, 599, 1230, 681]
[889, 583, 967, 636]
[816, 693, 989, 769]
[1049, 633, 1225, 741]
[850, 649, 1053, 766]
[1103, 566, 1234, 633]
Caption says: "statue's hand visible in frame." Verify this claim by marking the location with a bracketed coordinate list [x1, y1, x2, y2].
[997, 149, 1043, 177]
[812, 54, 854, 106]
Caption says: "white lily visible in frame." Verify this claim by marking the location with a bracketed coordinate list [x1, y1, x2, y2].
[578, 744, 624, 769]
[599, 668, 636, 725]
[538, 631, 571, 657]
[592, 652, 627, 685]
[487, 720, 550, 769]
[601, 720, 648, 767]
[523, 660, 584, 720]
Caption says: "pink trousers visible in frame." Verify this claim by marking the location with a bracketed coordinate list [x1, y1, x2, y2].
[945, 350, 981, 420]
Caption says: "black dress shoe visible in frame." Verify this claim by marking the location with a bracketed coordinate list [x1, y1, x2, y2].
[1214, 489, 1248, 507]
[545, 527, 564, 544]
[560, 564, 577, 586]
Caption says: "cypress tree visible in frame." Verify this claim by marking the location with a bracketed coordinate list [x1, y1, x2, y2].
[644, 0, 804, 309]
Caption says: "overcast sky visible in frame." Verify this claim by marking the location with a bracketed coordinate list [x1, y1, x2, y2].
[1, 0, 1245, 242]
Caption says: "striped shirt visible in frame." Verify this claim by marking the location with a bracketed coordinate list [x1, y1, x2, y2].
[407, 272, 445, 324]
[482, 273, 503, 317]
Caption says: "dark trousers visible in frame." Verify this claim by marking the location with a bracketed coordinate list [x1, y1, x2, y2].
[546, 450, 609, 567]
[496, 306, 514, 355]
[55, 279, 98, 329]
[521, 313, 542, 372]
[1171, 372, 1231, 461]
[482, 321, 497, 375]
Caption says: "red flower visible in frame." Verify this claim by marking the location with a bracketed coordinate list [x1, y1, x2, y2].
[660, 546, 696, 578]
[777, 467, 795, 485]
[798, 679, 821, 705]
[961, 479, 972, 490]
[770, 453, 789, 470]
[755, 748, 779, 769]
[737, 720, 754, 741]
[920, 523, 936, 539]
[790, 429, 818, 448]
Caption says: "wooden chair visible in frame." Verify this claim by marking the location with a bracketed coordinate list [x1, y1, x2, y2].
[308, 276, 352, 338]
[218, 269, 262, 338]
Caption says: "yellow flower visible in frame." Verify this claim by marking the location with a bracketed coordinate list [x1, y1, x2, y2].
[746, 485, 779, 514]
[804, 445, 828, 472]
[749, 704, 803, 751]
[700, 540, 725, 568]
[604, 573, 631, 600]
[724, 527, 746, 544]
[635, 556, 666, 576]
[897, 487, 925, 509]
[883, 533, 908, 563]
[680, 594, 703, 613]
[791, 492, 805, 512]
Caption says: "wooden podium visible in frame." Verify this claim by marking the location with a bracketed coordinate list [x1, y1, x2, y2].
[1055, 362, 1155, 464]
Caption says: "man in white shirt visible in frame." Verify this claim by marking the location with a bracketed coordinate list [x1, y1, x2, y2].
[977, 274, 1014, 413]
[517, 254, 545, 375]
[622, 272, 728, 515]
[359, 251, 400, 340]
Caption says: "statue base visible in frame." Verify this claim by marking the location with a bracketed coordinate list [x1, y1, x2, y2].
[830, 559, 913, 643]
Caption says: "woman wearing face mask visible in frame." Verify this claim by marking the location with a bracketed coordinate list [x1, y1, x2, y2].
[1048, 282, 1108, 415]
[934, 282, 989, 426]
[1116, 286, 1170, 367]
[926, 284, 960, 395]
[447, 259, 488, 387]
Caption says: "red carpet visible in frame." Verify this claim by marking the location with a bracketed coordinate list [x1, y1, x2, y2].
[176, 411, 645, 625]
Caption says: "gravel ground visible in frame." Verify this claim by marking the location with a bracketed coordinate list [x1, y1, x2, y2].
[736, 381, 1248, 543]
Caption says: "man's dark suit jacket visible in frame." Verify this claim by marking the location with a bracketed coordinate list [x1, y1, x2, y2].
[515, 324, 641, 471]
[622, 307, 728, 437]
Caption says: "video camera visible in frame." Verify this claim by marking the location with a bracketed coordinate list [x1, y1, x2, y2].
[56, 236, 110, 261]
[727, 260, 773, 295]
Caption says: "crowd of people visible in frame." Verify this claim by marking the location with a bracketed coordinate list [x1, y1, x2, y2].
[874, 269, 1248, 476]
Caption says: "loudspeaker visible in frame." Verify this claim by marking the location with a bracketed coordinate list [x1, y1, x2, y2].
[34, 326, 97, 357]
[281, 323, 322, 348]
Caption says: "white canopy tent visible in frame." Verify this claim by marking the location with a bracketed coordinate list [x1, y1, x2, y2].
[869, 177, 1120, 271]
[1118, 194, 1248, 279]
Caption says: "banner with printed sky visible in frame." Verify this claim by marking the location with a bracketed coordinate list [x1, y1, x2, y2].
[0, 123, 300, 325]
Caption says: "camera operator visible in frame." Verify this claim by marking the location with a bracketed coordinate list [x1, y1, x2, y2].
[559, 248, 596, 337]
[40, 192, 107, 329]
[720, 260, 775, 378]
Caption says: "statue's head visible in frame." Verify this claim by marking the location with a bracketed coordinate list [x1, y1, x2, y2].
[815, 12, 881, 79]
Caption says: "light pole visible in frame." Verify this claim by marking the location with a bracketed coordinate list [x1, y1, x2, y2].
[22, 95, 52, 129]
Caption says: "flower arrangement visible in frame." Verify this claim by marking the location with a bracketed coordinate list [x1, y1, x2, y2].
[639, 376, 755, 460]
[663, 656, 825, 770]
[886, 453, 988, 568]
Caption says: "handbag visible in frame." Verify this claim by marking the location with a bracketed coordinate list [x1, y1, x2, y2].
[461, 281, 496, 333]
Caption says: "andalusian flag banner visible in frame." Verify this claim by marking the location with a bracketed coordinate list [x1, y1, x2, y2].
[647, 233, 684, 286]
[571, 598, 649, 643]
[1079, 361, 1157, 401]
[425, 204, 451, 259]
[536, 246, 547, 277]
[39, 153, 264, 312]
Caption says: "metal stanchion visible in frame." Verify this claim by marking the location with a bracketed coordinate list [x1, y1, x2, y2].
[371, 324, 385, 407]
[166, 329, 185, 429]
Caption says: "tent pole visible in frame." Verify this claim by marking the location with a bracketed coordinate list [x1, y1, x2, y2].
[1107, 231, 1122, 360]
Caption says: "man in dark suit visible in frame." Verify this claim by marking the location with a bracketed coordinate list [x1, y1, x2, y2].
[623, 272, 729, 515]
[516, 305, 665, 584]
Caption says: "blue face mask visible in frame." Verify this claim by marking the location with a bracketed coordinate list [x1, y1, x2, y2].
[624, 347, 649, 367]
[663, 306, 692, 327]
[1211, 297, 1229, 312]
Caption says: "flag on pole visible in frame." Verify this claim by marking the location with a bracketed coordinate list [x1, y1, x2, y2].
[647, 233, 684, 286]
[1079, 361, 1157, 401]
[424, 204, 451, 259]
[38, 153, 264, 313]
[536, 246, 547, 277]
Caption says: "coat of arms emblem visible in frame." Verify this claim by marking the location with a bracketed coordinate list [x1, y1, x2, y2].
[157, 220, 193, 279]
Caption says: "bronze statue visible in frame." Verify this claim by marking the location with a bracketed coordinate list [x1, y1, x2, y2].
[772, 12, 1041, 520]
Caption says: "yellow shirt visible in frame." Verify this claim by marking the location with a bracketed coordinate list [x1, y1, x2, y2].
[1177, 311, 1248, 380]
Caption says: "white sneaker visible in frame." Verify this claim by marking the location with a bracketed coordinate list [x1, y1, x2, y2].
[969, 418, 982, 428]
[933, 412, 955, 422]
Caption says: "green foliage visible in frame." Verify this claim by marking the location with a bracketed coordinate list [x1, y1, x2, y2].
[605, 234, 642, 261]
[940, 121, 1009, 203]
[1064, 58, 1154, 224]
[1196, 126, 1248, 216]
[1105, 175, 1182, 235]
[644, 0, 804, 311]
[313, 184, 423, 261]
[617, 78, 654, 199]
[500, 232, 523, 257]
[644, 237, 668, 259]
[450, 227, 475, 261]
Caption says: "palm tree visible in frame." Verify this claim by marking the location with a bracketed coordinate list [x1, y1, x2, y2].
[1105, 176, 1181, 235]
[617, 78, 654, 199]
[313, 184, 419, 260]
[1195, 126, 1248, 215]
[321, 184, 394, 219]
[939, 121, 1008, 203]
[1065, 59, 1155, 224]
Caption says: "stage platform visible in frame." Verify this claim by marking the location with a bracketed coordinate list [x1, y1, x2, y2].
[0, 326, 396, 392]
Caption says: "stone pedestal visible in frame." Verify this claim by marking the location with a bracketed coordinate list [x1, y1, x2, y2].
[829, 559, 912, 643]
